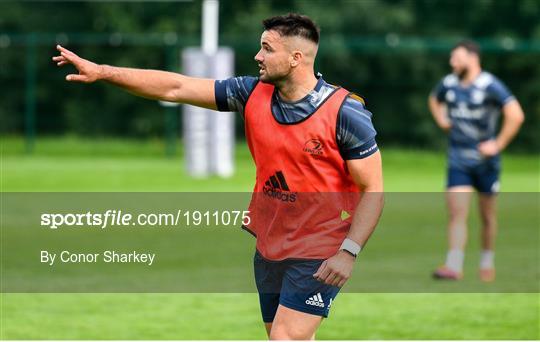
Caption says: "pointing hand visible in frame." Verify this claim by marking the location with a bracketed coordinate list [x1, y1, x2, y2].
[52, 45, 102, 83]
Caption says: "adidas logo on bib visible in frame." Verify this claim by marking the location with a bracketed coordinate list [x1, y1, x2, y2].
[262, 171, 297, 202]
[305, 293, 325, 308]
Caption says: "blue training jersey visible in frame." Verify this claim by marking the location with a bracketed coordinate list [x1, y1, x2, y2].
[431, 71, 515, 169]
[214, 75, 378, 160]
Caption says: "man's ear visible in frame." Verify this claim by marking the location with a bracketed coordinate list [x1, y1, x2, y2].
[290, 51, 302, 67]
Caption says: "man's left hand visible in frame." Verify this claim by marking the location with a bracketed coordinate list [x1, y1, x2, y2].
[313, 250, 355, 287]
[478, 139, 500, 157]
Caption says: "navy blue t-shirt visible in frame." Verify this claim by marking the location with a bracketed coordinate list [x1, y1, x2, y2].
[214, 75, 378, 160]
[431, 71, 514, 169]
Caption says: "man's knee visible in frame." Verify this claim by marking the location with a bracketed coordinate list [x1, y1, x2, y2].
[448, 208, 469, 225]
[481, 215, 497, 229]
[269, 324, 314, 340]
[448, 204, 470, 222]
[479, 198, 497, 227]
[268, 326, 290, 340]
[269, 305, 322, 340]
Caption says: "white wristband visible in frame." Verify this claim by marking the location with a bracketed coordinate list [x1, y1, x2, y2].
[340, 238, 362, 257]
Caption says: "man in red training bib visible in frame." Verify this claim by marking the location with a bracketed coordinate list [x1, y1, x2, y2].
[53, 13, 384, 340]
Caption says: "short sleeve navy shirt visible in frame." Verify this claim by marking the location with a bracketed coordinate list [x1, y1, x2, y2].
[215, 75, 378, 160]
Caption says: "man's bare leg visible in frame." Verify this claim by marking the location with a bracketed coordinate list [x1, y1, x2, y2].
[269, 305, 322, 340]
[447, 186, 474, 252]
[264, 323, 272, 338]
[434, 186, 473, 279]
[478, 193, 497, 281]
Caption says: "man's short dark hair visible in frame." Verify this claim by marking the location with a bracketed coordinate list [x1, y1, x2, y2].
[262, 13, 320, 44]
[453, 39, 481, 56]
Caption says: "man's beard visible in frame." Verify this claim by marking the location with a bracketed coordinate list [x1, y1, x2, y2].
[456, 67, 469, 80]
[259, 72, 287, 85]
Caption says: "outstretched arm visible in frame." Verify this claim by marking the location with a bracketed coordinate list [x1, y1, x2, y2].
[53, 45, 217, 110]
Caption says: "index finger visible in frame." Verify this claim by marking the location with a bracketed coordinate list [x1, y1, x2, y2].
[56, 45, 77, 57]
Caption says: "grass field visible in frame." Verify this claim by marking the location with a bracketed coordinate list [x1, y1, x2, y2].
[1, 137, 539, 340]
[2, 137, 538, 192]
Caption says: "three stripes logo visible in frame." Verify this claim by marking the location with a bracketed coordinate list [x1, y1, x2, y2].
[305, 293, 325, 308]
[262, 171, 297, 202]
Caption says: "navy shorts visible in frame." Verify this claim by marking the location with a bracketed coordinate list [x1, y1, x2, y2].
[447, 164, 500, 194]
[253, 250, 340, 323]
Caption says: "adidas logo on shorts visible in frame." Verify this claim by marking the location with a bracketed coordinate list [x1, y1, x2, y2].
[305, 293, 325, 308]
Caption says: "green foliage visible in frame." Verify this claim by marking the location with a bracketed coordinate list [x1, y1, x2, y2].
[0, 0, 538, 151]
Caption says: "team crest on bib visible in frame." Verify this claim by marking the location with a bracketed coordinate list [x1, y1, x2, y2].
[303, 139, 324, 156]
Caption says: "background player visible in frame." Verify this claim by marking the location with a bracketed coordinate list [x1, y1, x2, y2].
[53, 13, 384, 340]
[428, 40, 525, 282]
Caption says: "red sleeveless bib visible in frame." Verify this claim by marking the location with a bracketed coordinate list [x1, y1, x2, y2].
[244, 82, 360, 260]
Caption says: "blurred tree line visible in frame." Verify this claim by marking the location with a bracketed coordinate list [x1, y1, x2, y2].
[1, 0, 538, 151]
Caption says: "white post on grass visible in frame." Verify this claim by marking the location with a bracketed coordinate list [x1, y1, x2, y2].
[184, 0, 235, 178]
[202, 0, 218, 55]
[204, 0, 235, 178]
